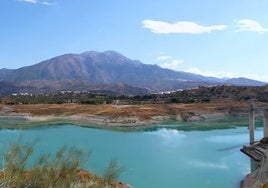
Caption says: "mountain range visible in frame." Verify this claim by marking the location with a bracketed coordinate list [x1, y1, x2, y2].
[0, 51, 266, 96]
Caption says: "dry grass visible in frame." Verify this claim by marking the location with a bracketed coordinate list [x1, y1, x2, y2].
[262, 182, 268, 188]
[0, 141, 128, 188]
[6, 101, 252, 119]
[0, 101, 259, 128]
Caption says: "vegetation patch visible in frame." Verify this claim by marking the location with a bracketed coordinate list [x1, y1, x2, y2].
[0, 140, 128, 188]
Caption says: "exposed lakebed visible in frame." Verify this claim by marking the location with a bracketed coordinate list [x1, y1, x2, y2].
[0, 118, 263, 188]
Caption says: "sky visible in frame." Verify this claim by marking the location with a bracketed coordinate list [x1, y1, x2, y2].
[1, 0, 268, 81]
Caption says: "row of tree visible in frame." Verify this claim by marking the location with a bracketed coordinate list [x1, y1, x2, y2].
[2, 85, 268, 105]
[0, 92, 202, 105]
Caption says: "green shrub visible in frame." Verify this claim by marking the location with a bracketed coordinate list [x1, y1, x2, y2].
[184, 97, 195, 103]
[0, 140, 125, 188]
[103, 159, 124, 185]
[201, 97, 210, 103]
[171, 96, 181, 103]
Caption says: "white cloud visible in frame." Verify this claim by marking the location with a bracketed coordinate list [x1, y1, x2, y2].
[160, 59, 183, 70]
[156, 56, 171, 61]
[156, 55, 183, 70]
[20, 0, 54, 5]
[142, 20, 227, 34]
[42, 1, 55, 5]
[22, 0, 37, 3]
[185, 67, 268, 82]
[235, 19, 268, 33]
[185, 67, 235, 78]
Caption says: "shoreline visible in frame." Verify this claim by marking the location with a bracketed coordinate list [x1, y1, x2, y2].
[0, 102, 256, 129]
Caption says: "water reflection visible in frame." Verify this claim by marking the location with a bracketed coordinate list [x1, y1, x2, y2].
[250, 159, 258, 172]
[0, 119, 264, 188]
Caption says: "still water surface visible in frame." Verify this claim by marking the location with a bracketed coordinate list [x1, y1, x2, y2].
[0, 120, 263, 188]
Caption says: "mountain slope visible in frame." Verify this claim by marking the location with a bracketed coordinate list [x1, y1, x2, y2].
[0, 51, 266, 94]
[0, 81, 34, 96]
[0, 80, 150, 96]
[0, 68, 13, 80]
[224, 77, 267, 86]
[1, 51, 220, 91]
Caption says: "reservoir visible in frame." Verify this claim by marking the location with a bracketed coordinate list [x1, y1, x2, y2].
[0, 119, 263, 188]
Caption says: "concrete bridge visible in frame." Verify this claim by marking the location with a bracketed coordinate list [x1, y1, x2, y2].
[240, 101, 268, 188]
[248, 100, 268, 144]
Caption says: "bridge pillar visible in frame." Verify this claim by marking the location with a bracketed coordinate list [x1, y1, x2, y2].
[249, 101, 255, 145]
[263, 109, 268, 138]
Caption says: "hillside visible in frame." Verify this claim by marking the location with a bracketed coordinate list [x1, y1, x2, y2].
[0, 81, 149, 96]
[0, 51, 266, 95]
[169, 85, 268, 103]
[0, 51, 214, 87]
[0, 51, 220, 92]
[1, 85, 268, 125]
[0, 81, 35, 96]
[224, 77, 267, 86]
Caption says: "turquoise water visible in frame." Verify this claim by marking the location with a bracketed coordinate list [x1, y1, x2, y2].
[0, 122, 263, 188]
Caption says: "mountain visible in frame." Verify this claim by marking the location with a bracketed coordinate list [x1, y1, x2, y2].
[0, 80, 149, 96]
[0, 51, 219, 91]
[0, 81, 34, 96]
[0, 51, 266, 95]
[0, 68, 13, 80]
[224, 77, 267, 86]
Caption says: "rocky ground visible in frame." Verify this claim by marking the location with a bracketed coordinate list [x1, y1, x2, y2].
[0, 101, 264, 128]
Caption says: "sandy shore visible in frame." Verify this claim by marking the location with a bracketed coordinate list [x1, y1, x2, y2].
[0, 102, 257, 128]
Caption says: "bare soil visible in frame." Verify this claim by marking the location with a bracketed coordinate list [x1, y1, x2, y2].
[0, 101, 259, 127]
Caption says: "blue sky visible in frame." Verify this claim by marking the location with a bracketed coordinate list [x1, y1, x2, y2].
[1, 0, 268, 81]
